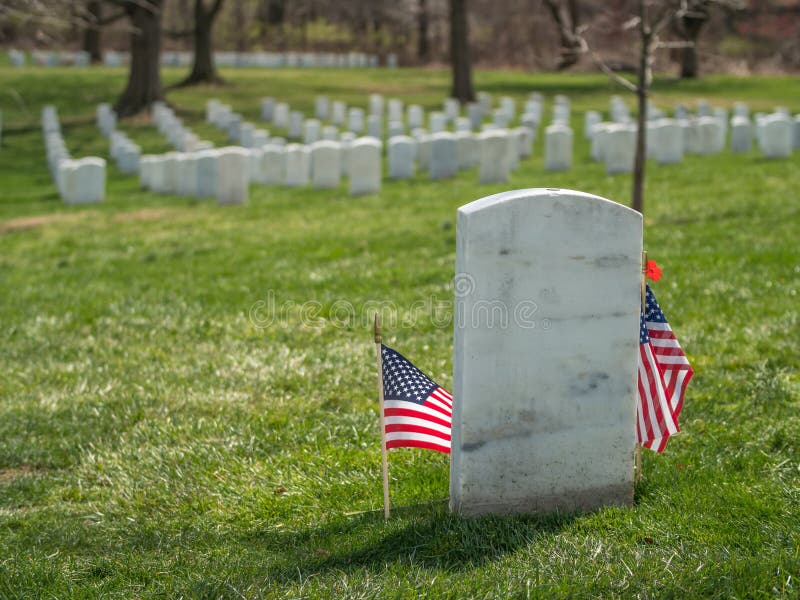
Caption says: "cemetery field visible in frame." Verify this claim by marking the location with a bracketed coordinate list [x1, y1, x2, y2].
[1, 66, 799, 598]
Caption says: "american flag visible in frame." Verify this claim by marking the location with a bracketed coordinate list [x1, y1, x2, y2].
[637, 285, 694, 453]
[381, 344, 452, 454]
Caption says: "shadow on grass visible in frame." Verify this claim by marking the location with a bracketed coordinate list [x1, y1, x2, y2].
[249, 500, 580, 583]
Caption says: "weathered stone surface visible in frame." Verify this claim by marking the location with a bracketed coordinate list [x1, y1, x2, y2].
[348, 137, 382, 195]
[451, 188, 642, 517]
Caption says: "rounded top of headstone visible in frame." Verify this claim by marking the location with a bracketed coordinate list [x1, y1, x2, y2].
[478, 128, 508, 140]
[219, 146, 251, 157]
[310, 140, 341, 150]
[352, 137, 383, 149]
[78, 156, 106, 167]
[457, 188, 642, 224]
[431, 131, 456, 141]
[388, 135, 414, 144]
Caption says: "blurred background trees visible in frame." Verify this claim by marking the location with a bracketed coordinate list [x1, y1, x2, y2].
[1, 0, 798, 75]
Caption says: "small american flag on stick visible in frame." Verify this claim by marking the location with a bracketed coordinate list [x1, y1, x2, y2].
[637, 284, 694, 453]
[380, 345, 453, 454]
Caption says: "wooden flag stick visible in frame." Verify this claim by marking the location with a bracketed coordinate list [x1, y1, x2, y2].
[636, 249, 647, 483]
[374, 313, 391, 520]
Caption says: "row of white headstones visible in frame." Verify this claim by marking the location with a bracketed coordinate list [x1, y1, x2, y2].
[57, 92, 800, 204]
[7, 49, 396, 69]
[42, 106, 106, 204]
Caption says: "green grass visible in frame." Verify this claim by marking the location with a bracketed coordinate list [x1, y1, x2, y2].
[0, 65, 798, 598]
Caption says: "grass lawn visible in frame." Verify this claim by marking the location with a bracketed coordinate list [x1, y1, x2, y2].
[0, 65, 798, 598]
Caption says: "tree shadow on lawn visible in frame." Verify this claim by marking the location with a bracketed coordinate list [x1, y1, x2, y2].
[250, 500, 581, 583]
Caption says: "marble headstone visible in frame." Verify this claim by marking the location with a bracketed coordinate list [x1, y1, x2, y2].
[478, 130, 510, 184]
[730, 116, 752, 153]
[544, 124, 573, 172]
[429, 132, 458, 180]
[388, 136, 415, 179]
[216, 147, 249, 204]
[285, 144, 311, 187]
[310, 141, 341, 189]
[451, 188, 642, 516]
[348, 137, 382, 196]
[604, 124, 635, 174]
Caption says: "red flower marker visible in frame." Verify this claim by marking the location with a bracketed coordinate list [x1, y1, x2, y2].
[645, 260, 662, 281]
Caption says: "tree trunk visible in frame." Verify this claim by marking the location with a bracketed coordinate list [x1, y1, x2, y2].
[114, 0, 165, 118]
[177, 0, 224, 87]
[83, 0, 103, 64]
[234, 0, 247, 54]
[449, 0, 475, 102]
[678, 5, 709, 79]
[418, 0, 430, 63]
[543, 0, 582, 70]
[632, 7, 650, 215]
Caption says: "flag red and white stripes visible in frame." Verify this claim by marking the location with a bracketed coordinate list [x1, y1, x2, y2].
[380, 345, 453, 454]
[637, 285, 694, 453]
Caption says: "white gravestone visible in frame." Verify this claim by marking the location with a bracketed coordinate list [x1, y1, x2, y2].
[407, 105, 424, 130]
[369, 94, 384, 117]
[468, 103, 483, 130]
[429, 132, 458, 180]
[315, 96, 329, 120]
[793, 115, 800, 150]
[444, 98, 460, 122]
[216, 147, 249, 204]
[515, 126, 533, 159]
[339, 132, 356, 176]
[60, 157, 106, 204]
[388, 136, 415, 179]
[388, 99, 404, 123]
[348, 137, 382, 196]
[139, 155, 155, 189]
[162, 152, 180, 194]
[260, 145, 286, 185]
[322, 125, 339, 141]
[478, 130, 510, 184]
[493, 109, 510, 129]
[332, 102, 346, 126]
[456, 117, 472, 132]
[285, 144, 311, 187]
[760, 114, 793, 158]
[261, 97, 275, 122]
[247, 148, 264, 183]
[455, 132, 479, 170]
[694, 117, 721, 155]
[730, 116, 752, 153]
[310, 141, 342, 189]
[274, 103, 290, 129]
[652, 119, 684, 165]
[388, 121, 405, 139]
[604, 124, 636, 174]
[195, 150, 219, 198]
[451, 188, 642, 516]
[303, 119, 321, 145]
[288, 111, 304, 139]
[367, 115, 383, 140]
[252, 129, 270, 147]
[505, 129, 520, 171]
[415, 132, 432, 173]
[584, 111, 601, 139]
[348, 108, 365, 134]
[429, 112, 447, 134]
[477, 91, 492, 113]
[544, 124, 573, 172]
[239, 123, 255, 148]
[500, 97, 515, 122]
